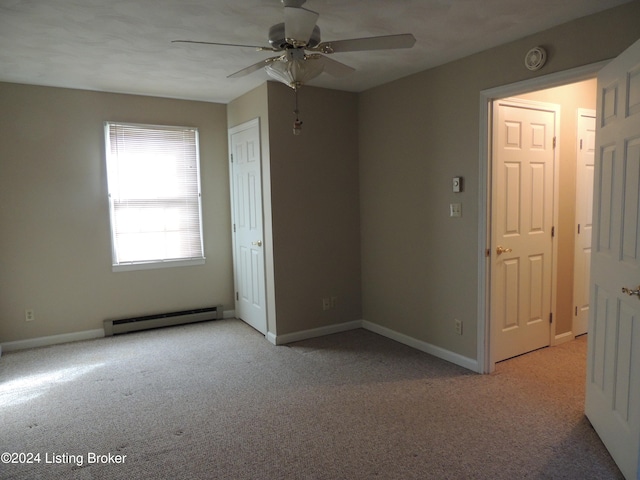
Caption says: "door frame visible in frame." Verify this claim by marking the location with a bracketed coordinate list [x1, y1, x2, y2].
[477, 61, 609, 373]
[572, 108, 596, 337]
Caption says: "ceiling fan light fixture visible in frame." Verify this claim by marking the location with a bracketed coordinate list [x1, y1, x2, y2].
[173, 1, 416, 135]
[265, 53, 324, 89]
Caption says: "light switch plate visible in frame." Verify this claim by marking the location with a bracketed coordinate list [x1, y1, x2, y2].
[450, 203, 462, 217]
[452, 177, 462, 192]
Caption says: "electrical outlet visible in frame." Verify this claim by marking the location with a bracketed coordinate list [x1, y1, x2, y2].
[454, 319, 463, 335]
[322, 298, 331, 311]
[25, 309, 35, 322]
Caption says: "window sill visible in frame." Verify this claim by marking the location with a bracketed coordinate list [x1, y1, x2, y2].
[112, 257, 206, 273]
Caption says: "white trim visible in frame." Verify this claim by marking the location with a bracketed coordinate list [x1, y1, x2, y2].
[268, 320, 362, 345]
[1, 329, 105, 353]
[362, 321, 479, 372]
[572, 108, 597, 337]
[554, 330, 575, 345]
[112, 257, 205, 272]
[1, 312, 236, 352]
[2, 318, 480, 373]
[478, 61, 609, 374]
[266, 319, 478, 372]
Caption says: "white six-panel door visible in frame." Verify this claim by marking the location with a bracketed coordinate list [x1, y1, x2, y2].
[491, 99, 557, 363]
[585, 38, 640, 480]
[229, 119, 267, 335]
[573, 109, 596, 337]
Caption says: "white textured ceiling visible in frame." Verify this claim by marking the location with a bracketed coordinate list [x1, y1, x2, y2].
[0, 0, 632, 103]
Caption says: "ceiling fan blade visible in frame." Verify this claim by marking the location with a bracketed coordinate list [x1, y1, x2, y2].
[227, 57, 280, 78]
[314, 33, 416, 54]
[172, 40, 275, 51]
[284, 6, 319, 45]
[312, 55, 355, 77]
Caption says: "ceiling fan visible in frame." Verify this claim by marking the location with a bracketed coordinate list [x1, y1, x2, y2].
[173, 0, 416, 133]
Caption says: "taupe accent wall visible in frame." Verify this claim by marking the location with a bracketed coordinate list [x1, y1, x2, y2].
[229, 82, 362, 336]
[0, 85, 232, 343]
[358, 2, 640, 359]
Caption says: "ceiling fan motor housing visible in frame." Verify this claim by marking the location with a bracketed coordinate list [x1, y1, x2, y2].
[269, 23, 321, 49]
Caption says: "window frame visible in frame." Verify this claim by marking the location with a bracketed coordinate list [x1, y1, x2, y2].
[104, 121, 206, 272]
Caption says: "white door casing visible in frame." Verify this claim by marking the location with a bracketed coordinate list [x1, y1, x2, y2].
[573, 109, 596, 337]
[491, 98, 557, 363]
[229, 119, 267, 335]
[585, 38, 640, 480]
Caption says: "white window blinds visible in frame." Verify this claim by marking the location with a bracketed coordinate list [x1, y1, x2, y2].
[105, 122, 205, 270]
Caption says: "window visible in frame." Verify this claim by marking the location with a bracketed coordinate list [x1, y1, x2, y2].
[105, 122, 205, 271]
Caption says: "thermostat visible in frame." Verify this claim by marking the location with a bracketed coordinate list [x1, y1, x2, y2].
[453, 177, 463, 193]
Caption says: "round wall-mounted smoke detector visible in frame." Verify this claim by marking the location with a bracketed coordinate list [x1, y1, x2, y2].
[524, 46, 547, 71]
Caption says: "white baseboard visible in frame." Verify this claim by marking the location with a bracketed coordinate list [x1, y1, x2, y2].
[554, 330, 575, 345]
[265, 318, 478, 373]
[267, 320, 362, 345]
[1, 312, 236, 353]
[362, 321, 479, 372]
[1, 329, 105, 353]
[1, 317, 479, 374]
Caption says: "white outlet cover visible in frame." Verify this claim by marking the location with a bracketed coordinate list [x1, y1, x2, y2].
[450, 203, 462, 217]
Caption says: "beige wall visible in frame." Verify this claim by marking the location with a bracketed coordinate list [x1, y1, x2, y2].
[0, 83, 232, 343]
[2, 3, 638, 359]
[359, 2, 640, 360]
[227, 83, 278, 334]
[228, 82, 362, 335]
[517, 79, 597, 335]
[266, 82, 361, 334]
[229, 82, 362, 336]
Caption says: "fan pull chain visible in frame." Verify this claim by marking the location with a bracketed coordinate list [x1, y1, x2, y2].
[293, 88, 303, 135]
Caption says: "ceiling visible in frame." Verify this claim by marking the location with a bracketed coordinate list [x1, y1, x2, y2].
[0, 0, 632, 104]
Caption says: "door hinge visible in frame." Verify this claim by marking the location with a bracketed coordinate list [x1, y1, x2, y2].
[236, 292, 239, 301]
[551, 226, 555, 237]
[549, 313, 553, 324]
[233, 223, 236, 233]
[577, 223, 581, 234]
[553, 137, 557, 149]
[580, 139, 583, 150]
[230, 153, 234, 163]
[486, 248, 491, 257]
[575, 306, 578, 316]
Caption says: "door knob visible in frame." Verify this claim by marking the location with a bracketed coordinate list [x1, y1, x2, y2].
[496, 246, 513, 255]
[622, 285, 640, 298]
[251, 240, 262, 247]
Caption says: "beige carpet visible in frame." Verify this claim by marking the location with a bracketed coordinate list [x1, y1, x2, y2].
[0, 319, 622, 479]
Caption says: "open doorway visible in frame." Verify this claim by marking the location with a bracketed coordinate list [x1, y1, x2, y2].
[510, 80, 596, 343]
[478, 62, 607, 373]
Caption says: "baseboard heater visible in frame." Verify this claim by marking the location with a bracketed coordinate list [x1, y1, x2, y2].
[103, 305, 223, 336]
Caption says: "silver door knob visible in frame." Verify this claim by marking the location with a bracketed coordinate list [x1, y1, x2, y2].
[622, 285, 640, 298]
[251, 240, 262, 247]
[496, 246, 513, 255]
